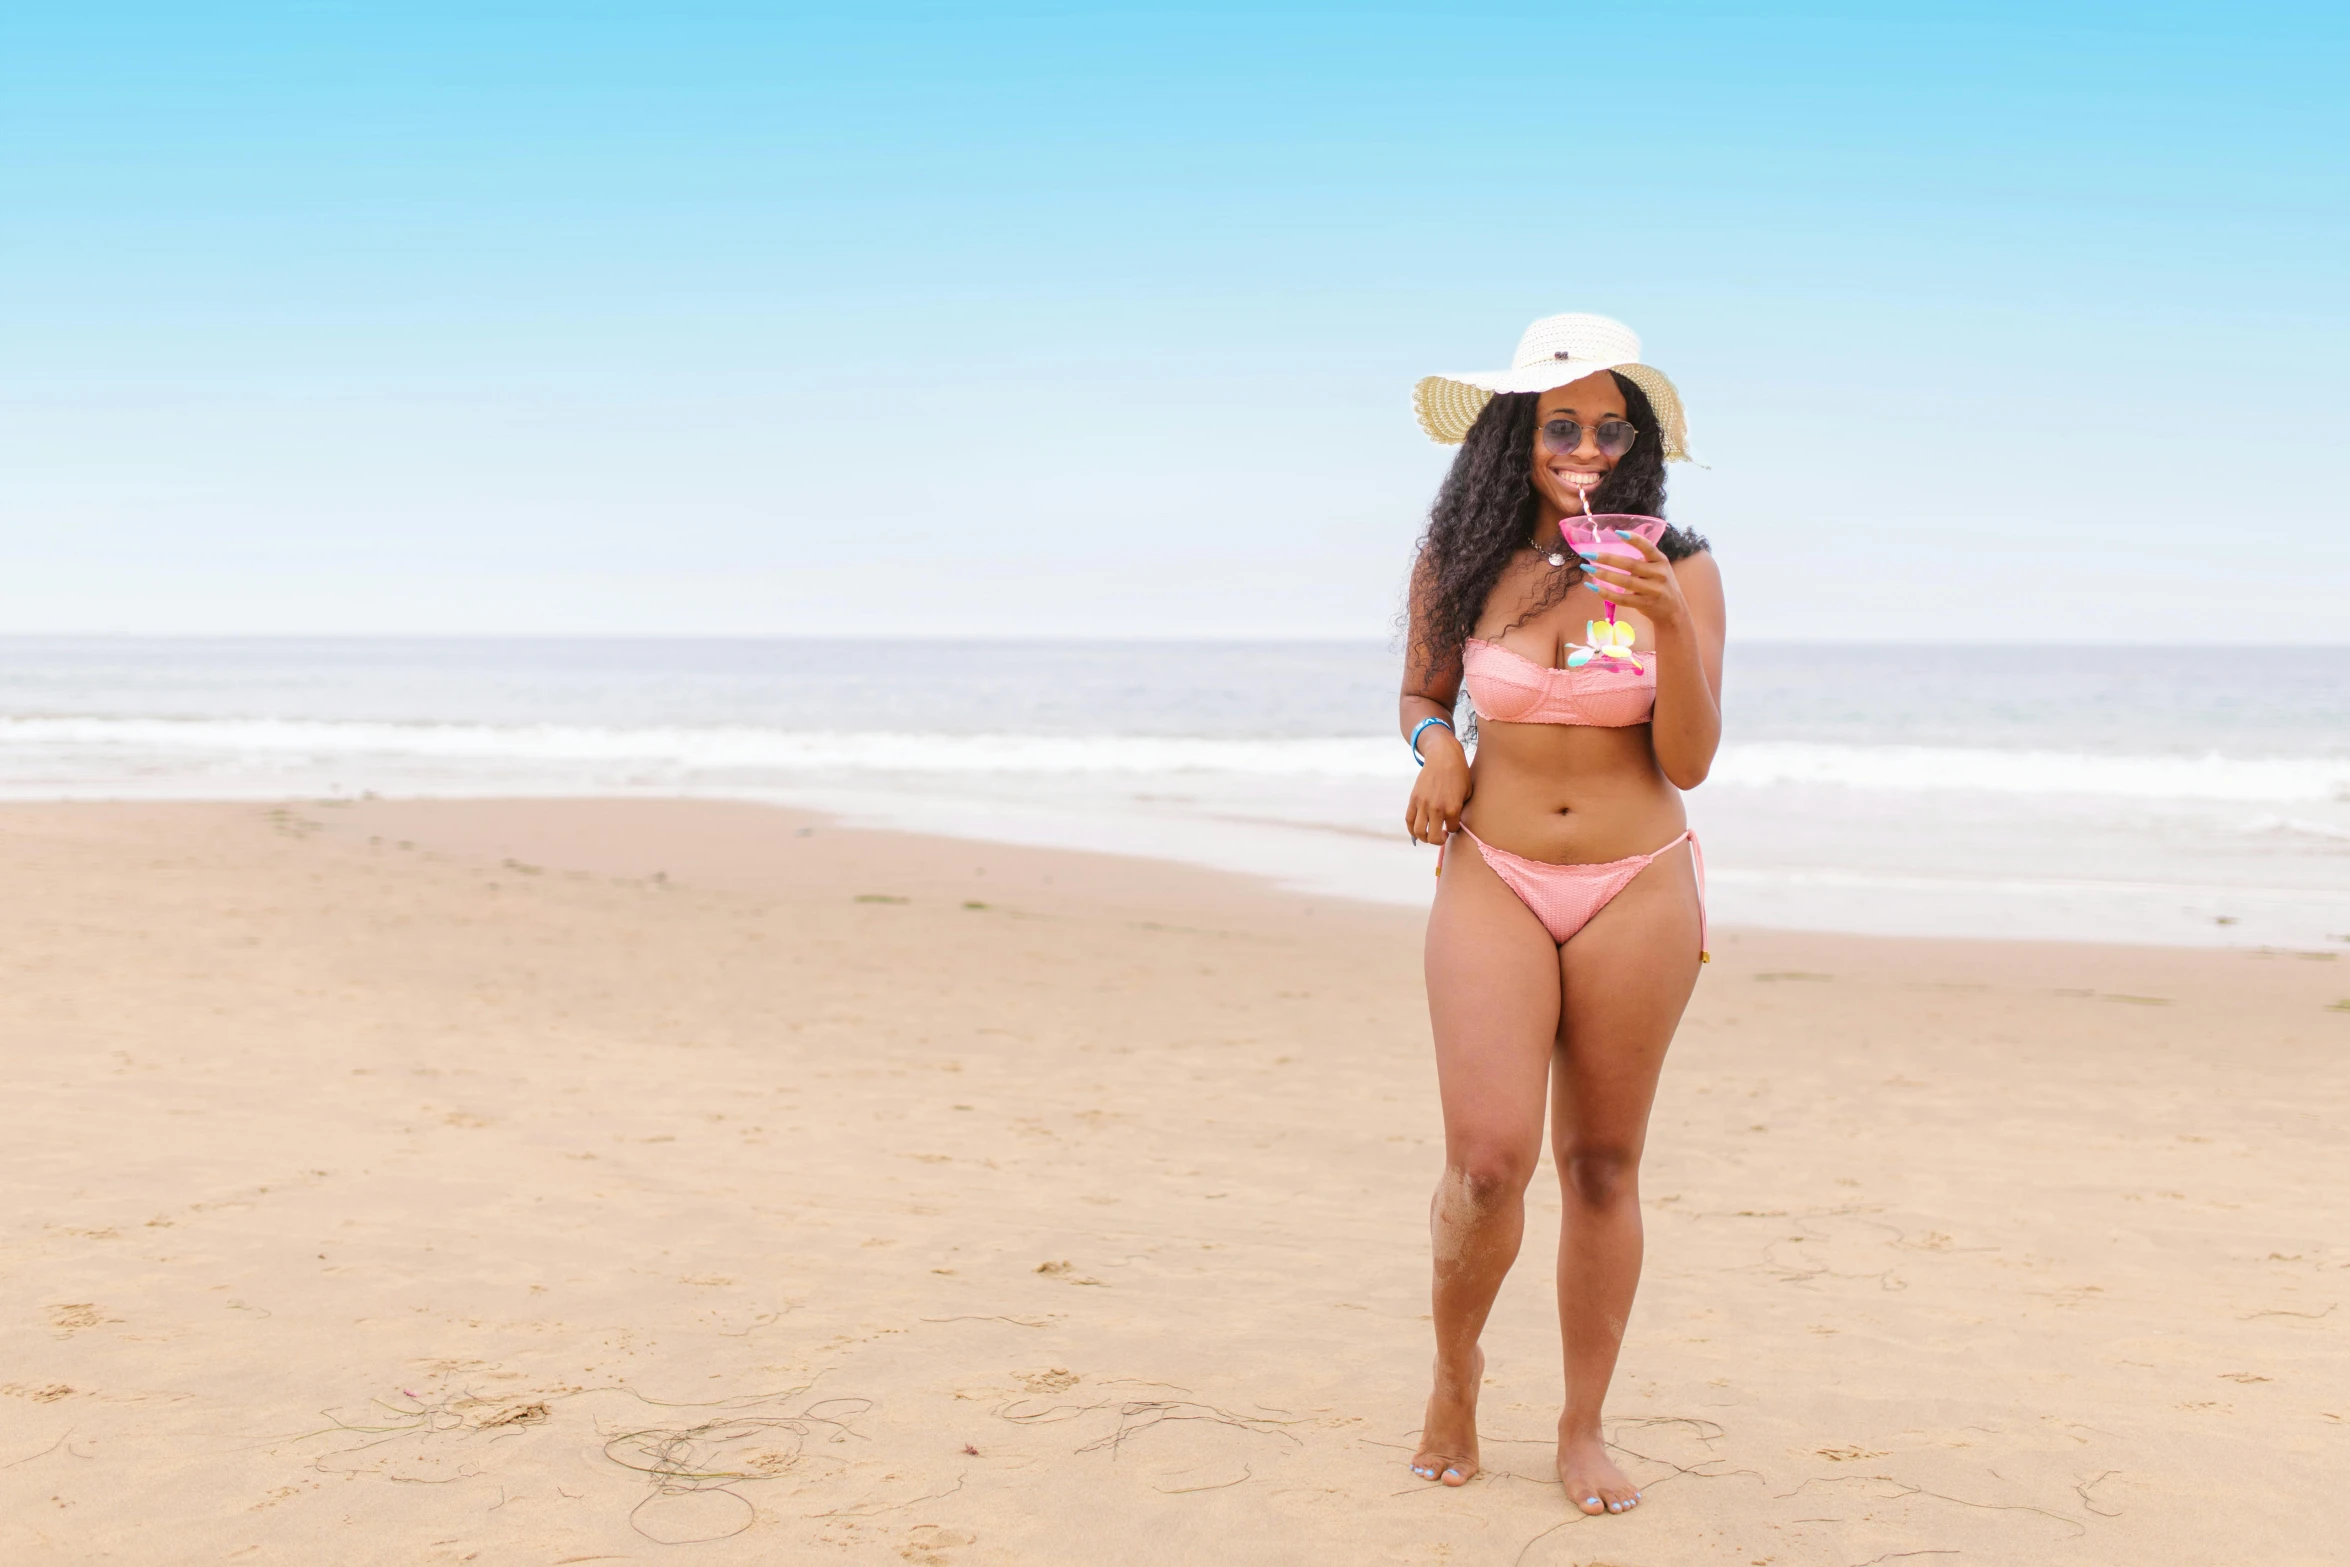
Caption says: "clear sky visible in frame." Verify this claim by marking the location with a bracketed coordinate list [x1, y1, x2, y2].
[2, 2, 2342, 641]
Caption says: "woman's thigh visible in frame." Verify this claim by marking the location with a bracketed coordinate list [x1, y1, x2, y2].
[1426, 834, 1564, 1164]
[1552, 840, 1705, 1155]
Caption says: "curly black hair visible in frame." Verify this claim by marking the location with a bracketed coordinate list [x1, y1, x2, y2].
[1406, 371, 1706, 678]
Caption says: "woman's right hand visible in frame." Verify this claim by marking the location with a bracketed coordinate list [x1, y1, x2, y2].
[1406, 736, 1471, 844]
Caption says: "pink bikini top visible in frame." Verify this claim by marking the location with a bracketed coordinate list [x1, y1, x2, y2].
[1462, 637, 1656, 728]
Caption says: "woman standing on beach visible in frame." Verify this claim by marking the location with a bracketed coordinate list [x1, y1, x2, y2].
[1397, 314, 1723, 1515]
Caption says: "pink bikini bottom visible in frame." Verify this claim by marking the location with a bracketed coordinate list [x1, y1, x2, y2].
[1450, 827, 1707, 957]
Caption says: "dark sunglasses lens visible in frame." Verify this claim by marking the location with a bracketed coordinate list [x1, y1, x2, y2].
[1540, 419, 1583, 454]
[1595, 420, 1638, 457]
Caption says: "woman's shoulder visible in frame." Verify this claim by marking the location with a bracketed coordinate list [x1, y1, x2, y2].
[1668, 545, 1721, 592]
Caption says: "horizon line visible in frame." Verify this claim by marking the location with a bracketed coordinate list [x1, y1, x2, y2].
[2, 631, 2346, 651]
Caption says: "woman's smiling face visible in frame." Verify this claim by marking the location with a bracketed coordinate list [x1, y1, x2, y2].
[1527, 370, 1630, 522]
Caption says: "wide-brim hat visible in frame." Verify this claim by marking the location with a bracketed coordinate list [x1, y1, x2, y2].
[1413, 312, 1692, 460]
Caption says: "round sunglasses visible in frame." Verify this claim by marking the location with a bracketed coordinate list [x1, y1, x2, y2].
[1539, 417, 1639, 460]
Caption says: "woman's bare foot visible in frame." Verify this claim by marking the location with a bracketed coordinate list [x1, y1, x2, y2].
[1409, 1347, 1483, 1485]
[1556, 1427, 1639, 1514]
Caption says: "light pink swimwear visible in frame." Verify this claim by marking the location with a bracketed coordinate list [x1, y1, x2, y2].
[1461, 636, 1656, 728]
[1455, 827, 1705, 951]
[1445, 636, 1707, 956]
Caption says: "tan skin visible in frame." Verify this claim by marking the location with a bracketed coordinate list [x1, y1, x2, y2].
[1397, 371, 1726, 1515]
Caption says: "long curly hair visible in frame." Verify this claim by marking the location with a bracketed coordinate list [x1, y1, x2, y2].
[1407, 371, 1706, 677]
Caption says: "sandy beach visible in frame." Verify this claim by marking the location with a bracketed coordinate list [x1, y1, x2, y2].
[2, 797, 2344, 1565]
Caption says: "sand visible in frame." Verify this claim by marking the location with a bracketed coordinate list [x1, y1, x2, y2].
[2, 798, 2345, 1565]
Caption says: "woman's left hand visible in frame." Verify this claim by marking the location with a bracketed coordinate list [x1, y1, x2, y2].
[1578, 531, 1688, 629]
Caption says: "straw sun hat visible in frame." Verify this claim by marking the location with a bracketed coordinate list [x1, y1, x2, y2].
[1413, 312, 1692, 460]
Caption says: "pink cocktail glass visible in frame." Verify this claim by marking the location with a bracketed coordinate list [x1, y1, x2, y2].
[1559, 513, 1667, 561]
[1559, 514, 1666, 659]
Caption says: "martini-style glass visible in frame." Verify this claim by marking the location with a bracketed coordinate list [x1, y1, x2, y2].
[1559, 507, 1667, 671]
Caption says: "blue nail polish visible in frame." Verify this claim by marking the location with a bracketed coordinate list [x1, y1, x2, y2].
[1614, 528, 1635, 539]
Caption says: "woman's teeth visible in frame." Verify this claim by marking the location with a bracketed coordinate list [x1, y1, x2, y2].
[1557, 469, 1605, 486]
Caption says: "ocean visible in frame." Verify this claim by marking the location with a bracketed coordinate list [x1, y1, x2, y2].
[2, 636, 2344, 949]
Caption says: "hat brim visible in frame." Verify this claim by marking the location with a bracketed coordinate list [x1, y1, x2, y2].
[1413, 360, 1692, 461]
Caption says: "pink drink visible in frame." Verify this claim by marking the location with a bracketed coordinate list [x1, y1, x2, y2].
[1560, 513, 1667, 560]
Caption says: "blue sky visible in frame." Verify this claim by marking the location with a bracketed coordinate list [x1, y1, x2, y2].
[2, 2, 2342, 639]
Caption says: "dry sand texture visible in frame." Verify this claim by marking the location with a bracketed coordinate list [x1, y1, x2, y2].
[2, 798, 2346, 1565]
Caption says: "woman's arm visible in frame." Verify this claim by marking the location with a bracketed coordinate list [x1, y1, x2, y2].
[1582, 538, 1725, 789]
[1401, 563, 1473, 844]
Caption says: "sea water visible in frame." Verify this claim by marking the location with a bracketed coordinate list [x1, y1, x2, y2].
[1, 637, 2344, 949]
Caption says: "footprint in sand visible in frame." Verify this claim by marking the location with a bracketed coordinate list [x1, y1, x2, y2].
[46, 1303, 117, 1336]
[901, 1526, 977, 1565]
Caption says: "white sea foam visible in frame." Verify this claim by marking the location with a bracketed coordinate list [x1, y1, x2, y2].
[4, 717, 2344, 805]
[1709, 742, 2349, 804]
[0, 717, 1396, 778]
[2239, 815, 2350, 842]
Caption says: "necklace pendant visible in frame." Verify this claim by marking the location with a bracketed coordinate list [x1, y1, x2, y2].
[1546, 552, 1566, 567]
